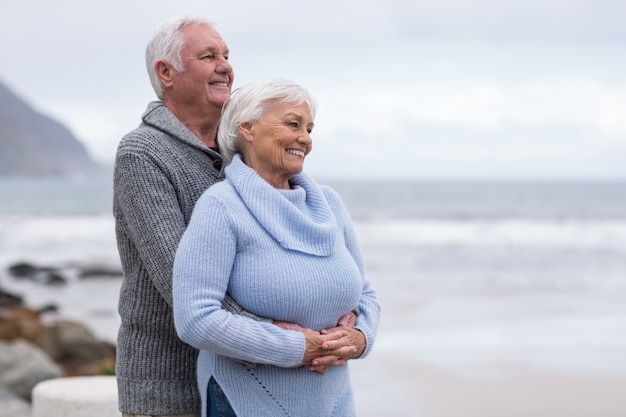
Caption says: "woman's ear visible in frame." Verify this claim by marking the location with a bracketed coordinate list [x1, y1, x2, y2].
[238, 122, 255, 142]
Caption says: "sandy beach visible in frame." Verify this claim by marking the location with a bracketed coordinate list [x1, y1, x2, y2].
[352, 350, 626, 417]
[349, 273, 626, 417]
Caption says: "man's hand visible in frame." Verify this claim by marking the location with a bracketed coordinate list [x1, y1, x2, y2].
[273, 320, 305, 332]
[337, 311, 357, 327]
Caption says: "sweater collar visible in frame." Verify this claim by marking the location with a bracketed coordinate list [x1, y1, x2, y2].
[142, 101, 223, 162]
[225, 155, 337, 256]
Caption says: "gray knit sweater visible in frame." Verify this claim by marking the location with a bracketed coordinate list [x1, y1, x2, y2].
[113, 101, 224, 415]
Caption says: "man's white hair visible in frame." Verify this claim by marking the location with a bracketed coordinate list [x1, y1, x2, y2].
[145, 15, 216, 99]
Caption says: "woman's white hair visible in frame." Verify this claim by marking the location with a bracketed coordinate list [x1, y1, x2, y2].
[145, 15, 216, 99]
[218, 79, 318, 164]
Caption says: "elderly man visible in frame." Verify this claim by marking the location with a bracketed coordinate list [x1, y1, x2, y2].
[113, 15, 233, 417]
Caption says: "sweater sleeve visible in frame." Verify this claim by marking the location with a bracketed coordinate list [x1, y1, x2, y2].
[114, 149, 185, 307]
[173, 191, 305, 367]
[324, 187, 381, 359]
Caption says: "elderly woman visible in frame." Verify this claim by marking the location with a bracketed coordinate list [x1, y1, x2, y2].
[172, 79, 380, 417]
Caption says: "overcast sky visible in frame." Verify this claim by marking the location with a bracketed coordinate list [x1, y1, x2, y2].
[1, 0, 625, 179]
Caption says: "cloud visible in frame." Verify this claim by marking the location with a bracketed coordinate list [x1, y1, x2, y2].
[1, 0, 625, 178]
[307, 78, 626, 179]
[312, 75, 626, 147]
[396, 0, 626, 45]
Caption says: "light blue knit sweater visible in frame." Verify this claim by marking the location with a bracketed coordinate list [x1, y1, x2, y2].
[173, 155, 380, 417]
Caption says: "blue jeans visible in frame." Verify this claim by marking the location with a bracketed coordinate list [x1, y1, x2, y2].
[207, 377, 237, 417]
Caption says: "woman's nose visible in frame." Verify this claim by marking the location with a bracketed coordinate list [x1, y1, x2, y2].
[298, 130, 312, 145]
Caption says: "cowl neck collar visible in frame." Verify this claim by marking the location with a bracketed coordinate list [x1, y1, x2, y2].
[225, 155, 337, 256]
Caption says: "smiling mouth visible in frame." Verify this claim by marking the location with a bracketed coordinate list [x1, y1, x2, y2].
[286, 149, 305, 157]
[209, 82, 228, 87]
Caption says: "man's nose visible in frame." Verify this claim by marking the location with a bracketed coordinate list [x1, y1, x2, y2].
[216, 58, 232, 73]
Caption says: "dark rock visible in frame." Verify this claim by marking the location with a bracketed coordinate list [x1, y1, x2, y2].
[0, 304, 58, 342]
[38, 304, 59, 314]
[0, 294, 117, 403]
[37, 320, 116, 376]
[7, 262, 39, 278]
[7, 260, 126, 284]
[0, 306, 50, 342]
[78, 264, 123, 279]
[0, 287, 23, 308]
[6, 262, 67, 285]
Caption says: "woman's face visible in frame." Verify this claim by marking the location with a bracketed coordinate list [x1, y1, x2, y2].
[240, 100, 314, 189]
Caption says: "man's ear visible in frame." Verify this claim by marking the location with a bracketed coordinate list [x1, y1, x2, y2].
[155, 60, 174, 88]
[239, 122, 254, 142]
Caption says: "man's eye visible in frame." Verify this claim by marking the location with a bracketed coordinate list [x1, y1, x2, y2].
[307, 127, 313, 134]
[203, 55, 214, 60]
[288, 122, 298, 128]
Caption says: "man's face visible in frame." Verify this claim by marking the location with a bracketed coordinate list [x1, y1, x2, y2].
[169, 24, 234, 114]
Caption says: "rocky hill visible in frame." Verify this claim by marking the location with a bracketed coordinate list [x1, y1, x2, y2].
[0, 80, 103, 177]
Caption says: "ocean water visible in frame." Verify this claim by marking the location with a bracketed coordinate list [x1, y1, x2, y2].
[1, 178, 626, 416]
